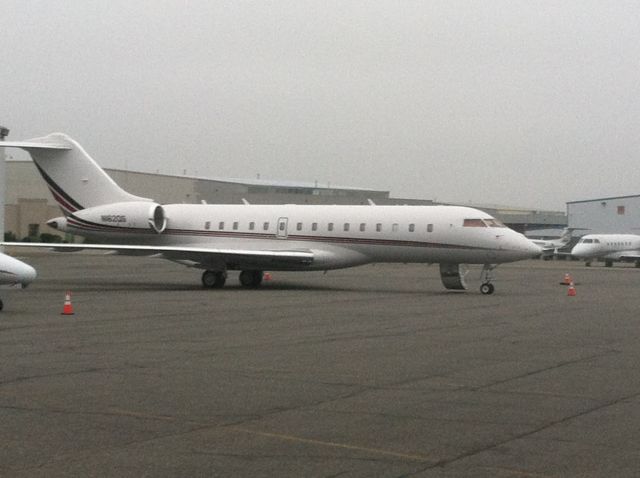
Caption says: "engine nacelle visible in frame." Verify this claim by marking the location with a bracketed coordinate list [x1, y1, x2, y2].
[71, 201, 167, 234]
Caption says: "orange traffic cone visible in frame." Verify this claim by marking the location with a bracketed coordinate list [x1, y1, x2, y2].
[567, 282, 576, 297]
[563, 273, 572, 285]
[61, 291, 75, 315]
[263, 272, 272, 281]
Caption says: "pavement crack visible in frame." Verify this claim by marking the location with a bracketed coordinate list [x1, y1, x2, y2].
[406, 389, 640, 475]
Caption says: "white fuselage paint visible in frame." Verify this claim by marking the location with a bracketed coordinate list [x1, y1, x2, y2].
[56, 204, 541, 271]
[571, 234, 640, 262]
[0, 252, 37, 287]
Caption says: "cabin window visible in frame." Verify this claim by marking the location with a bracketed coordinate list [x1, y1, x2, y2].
[279, 222, 286, 231]
[249, 221, 255, 230]
[205, 221, 211, 230]
[344, 223, 350, 232]
[376, 223, 382, 232]
[297, 222, 303, 231]
[312, 222, 318, 231]
[219, 221, 225, 230]
[263, 222, 269, 231]
[427, 224, 433, 233]
[392, 223, 399, 232]
[360, 223, 366, 232]
[463, 219, 486, 227]
[409, 224, 415, 232]
[328, 223, 334, 232]
[233, 221, 239, 230]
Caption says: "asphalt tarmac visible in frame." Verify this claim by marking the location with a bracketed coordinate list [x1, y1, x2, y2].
[2, 251, 640, 477]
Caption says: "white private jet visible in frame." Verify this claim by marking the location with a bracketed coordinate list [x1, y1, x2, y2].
[0, 252, 37, 310]
[571, 233, 640, 267]
[529, 228, 576, 257]
[0, 133, 541, 294]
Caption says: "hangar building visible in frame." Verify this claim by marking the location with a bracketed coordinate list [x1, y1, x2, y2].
[567, 195, 640, 235]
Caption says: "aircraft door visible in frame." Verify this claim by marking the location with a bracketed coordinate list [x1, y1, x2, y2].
[276, 217, 289, 239]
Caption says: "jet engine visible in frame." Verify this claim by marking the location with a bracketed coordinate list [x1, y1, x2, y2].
[71, 201, 167, 233]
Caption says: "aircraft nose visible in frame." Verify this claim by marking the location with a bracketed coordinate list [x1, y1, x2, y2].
[525, 238, 543, 257]
[571, 245, 587, 258]
[20, 263, 37, 287]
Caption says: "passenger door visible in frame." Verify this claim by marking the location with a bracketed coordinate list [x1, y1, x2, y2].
[276, 217, 289, 239]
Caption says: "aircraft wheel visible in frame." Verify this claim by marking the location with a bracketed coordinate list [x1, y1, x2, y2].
[202, 270, 226, 289]
[0, 299, 3, 311]
[239, 270, 263, 288]
[480, 283, 494, 295]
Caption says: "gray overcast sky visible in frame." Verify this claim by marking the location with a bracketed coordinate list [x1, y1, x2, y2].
[3, 1, 639, 210]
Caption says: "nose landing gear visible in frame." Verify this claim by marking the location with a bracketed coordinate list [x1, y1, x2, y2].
[480, 264, 496, 295]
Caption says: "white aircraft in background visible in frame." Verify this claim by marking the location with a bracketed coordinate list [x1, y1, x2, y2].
[0, 133, 541, 294]
[571, 233, 640, 267]
[0, 252, 37, 310]
[529, 228, 576, 257]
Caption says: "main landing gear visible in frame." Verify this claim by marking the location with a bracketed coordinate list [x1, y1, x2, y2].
[238, 270, 263, 288]
[201, 270, 264, 289]
[201, 270, 227, 288]
[480, 264, 496, 295]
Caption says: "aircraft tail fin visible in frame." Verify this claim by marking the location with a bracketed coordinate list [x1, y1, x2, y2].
[1, 133, 151, 214]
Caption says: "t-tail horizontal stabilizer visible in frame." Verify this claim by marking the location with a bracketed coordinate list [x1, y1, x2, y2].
[0, 133, 151, 213]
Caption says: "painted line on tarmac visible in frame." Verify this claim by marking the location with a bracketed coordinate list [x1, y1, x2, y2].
[228, 426, 436, 463]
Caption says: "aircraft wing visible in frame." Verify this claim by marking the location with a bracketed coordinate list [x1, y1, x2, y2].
[1, 242, 314, 269]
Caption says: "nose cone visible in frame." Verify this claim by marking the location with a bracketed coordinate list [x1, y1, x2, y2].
[20, 263, 37, 287]
[522, 237, 543, 258]
[47, 216, 67, 231]
[0, 253, 37, 287]
[506, 234, 543, 261]
[570, 244, 589, 259]
[494, 232, 543, 263]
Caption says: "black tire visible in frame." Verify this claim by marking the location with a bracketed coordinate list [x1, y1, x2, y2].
[239, 270, 263, 288]
[202, 270, 226, 288]
[0, 298, 3, 311]
[480, 283, 495, 295]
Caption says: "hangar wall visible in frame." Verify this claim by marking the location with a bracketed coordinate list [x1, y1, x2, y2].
[5, 161, 396, 240]
[567, 195, 640, 234]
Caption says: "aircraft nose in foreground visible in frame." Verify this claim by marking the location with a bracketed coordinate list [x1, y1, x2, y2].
[512, 234, 543, 260]
[20, 263, 37, 286]
[0, 252, 37, 287]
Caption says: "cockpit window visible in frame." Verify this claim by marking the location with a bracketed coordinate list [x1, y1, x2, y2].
[581, 238, 593, 244]
[463, 219, 487, 227]
[463, 218, 507, 228]
[484, 218, 507, 228]
[594, 239, 600, 243]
